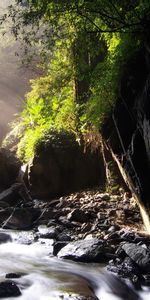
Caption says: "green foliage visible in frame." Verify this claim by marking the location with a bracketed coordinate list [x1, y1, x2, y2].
[14, 30, 141, 162]
[16, 126, 43, 161]
[13, 41, 78, 162]
[4, 0, 149, 162]
[80, 32, 140, 129]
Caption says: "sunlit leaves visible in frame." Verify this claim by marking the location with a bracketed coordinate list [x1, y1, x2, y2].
[5, 0, 149, 162]
[80, 31, 140, 129]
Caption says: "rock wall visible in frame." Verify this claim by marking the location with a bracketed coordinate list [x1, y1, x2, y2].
[102, 45, 150, 210]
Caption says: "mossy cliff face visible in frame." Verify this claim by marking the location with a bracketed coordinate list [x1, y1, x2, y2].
[102, 45, 150, 210]
[25, 131, 106, 199]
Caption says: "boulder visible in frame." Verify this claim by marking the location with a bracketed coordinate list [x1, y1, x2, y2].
[107, 256, 142, 289]
[122, 242, 150, 273]
[25, 131, 105, 199]
[57, 238, 111, 263]
[3, 208, 34, 230]
[0, 183, 31, 206]
[0, 232, 12, 244]
[0, 281, 21, 298]
[0, 148, 21, 191]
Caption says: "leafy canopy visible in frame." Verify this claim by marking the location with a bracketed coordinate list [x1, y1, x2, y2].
[3, 0, 150, 161]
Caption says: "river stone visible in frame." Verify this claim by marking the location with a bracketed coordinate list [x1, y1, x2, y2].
[37, 225, 58, 239]
[57, 238, 110, 262]
[107, 256, 142, 288]
[53, 241, 69, 256]
[67, 209, 89, 223]
[57, 233, 71, 242]
[6, 273, 25, 279]
[0, 233, 12, 244]
[0, 281, 21, 298]
[122, 242, 150, 273]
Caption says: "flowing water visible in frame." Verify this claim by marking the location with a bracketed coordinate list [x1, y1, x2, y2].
[0, 230, 149, 300]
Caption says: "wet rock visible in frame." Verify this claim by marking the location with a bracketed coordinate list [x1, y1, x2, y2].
[116, 244, 127, 259]
[53, 241, 69, 256]
[143, 275, 150, 287]
[120, 230, 136, 242]
[11, 228, 36, 245]
[6, 273, 25, 279]
[0, 281, 21, 298]
[35, 209, 57, 225]
[122, 243, 150, 273]
[104, 232, 121, 242]
[48, 219, 58, 227]
[3, 208, 34, 230]
[67, 209, 89, 223]
[14, 235, 35, 245]
[57, 233, 71, 241]
[0, 232, 12, 244]
[37, 225, 58, 239]
[107, 256, 142, 289]
[58, 216, 75, 228]
[100, 272, 141, 300]
[57, 238, 111, 263]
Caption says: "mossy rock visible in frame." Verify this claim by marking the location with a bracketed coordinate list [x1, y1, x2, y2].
[26, 130, 105, 199]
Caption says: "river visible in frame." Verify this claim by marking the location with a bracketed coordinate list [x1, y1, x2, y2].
[0, 230, 149, 300]
[0, 230, 104, 300]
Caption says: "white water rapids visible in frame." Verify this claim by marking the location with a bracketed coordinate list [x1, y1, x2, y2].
[0, 231, 149, 300]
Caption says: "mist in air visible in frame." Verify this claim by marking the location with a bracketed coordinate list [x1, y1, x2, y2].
[0, 0, 35, 143]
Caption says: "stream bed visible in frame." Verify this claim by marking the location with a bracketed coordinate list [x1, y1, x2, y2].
[0, 230, 149, 300]
[0, 230, 103, 300]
